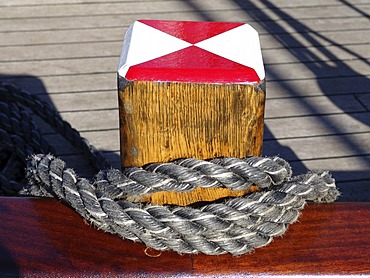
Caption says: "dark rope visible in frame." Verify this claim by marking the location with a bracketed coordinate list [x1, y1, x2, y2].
[0, 82, 340, 255]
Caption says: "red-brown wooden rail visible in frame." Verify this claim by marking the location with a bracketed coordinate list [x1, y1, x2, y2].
[0, 197, 369, 277]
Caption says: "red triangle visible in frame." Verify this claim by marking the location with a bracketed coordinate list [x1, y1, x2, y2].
[125, 46, 259, 83]
[138, 20, 244, 44]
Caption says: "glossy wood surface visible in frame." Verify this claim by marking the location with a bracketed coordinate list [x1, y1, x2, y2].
[0, 197, 369, 277]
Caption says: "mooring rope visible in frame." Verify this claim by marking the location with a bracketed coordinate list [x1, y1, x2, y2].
[0, 82, 340, 255]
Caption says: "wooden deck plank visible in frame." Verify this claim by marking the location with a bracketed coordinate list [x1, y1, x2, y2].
[0, 73, 116, 94]
[260, 29, 370, 50]
[38, 91, 118, 112]
[265, 95, 366, 118]
[0, 28, 123, 47]
[261, 16, 370, 35]
[0, 57, 117, 76]
[336, 179, 370, 202]
[263, 133, 370, 161]
[80, 130, 120, 152]
[263, 44, 370, 65]
[356, 93, 370, 110]
[265, 112, 370, 139]
[60, 110, 119, 132]
[0, 42, 121, 62]
[265, 61, 369, 81]
[289, 156, 370, 185]
[268, 75, 370, 98]
[45, 130, 120, 156]
[254, 3, 370, 21]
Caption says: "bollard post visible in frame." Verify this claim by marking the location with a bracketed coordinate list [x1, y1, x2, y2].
[118, 20, 265, 205]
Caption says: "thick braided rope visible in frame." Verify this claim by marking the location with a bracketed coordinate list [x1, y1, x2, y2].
[23, 154, 339, 255]
[0, 83, 110, 170]
[0, 82, 340, 255]
[0, 82, 110, 194]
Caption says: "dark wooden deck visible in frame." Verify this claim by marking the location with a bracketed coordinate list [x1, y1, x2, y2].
[0, 0, 369, 276]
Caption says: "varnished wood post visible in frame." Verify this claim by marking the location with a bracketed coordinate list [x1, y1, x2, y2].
[118, 20, 265, 205]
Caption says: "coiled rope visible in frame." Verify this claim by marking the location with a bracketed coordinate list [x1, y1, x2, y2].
[0, 82, 340, 255]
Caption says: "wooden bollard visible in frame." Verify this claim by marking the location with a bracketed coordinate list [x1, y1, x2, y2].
[117, 20, 265, 206]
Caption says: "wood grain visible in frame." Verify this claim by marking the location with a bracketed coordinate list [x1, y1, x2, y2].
[118, 80, 265, 205]
[0, 197, 368, 276]
[118, 81, 265, 166]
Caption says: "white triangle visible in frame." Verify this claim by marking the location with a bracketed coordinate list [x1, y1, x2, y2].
[195, 24, 265, 81]
[118, 21, 192, 78]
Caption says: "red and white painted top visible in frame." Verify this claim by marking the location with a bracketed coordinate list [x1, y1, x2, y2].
[118, 20, 265, 84]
